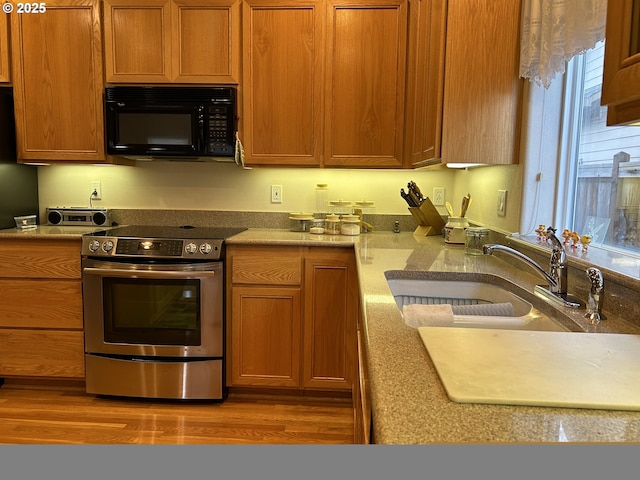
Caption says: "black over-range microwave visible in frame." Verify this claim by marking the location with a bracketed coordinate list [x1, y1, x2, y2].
[105, 86, 237, 159]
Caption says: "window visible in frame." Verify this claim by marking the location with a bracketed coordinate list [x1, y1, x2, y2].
[562, 41, 640, 255]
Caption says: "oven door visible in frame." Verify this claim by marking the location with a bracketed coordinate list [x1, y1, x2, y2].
[82, 259, 223, 358]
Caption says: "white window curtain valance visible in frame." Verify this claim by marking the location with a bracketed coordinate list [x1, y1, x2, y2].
[519, 0, 607, 88]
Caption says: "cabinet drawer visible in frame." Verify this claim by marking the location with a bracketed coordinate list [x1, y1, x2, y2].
[0, 239, 81, 279]
[0, 329, 85, 378]
[0, 279, 83, 329]
[229, 247, 303, 285]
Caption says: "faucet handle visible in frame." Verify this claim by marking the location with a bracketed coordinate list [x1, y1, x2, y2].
[585, 267, 605, 322]
[586, 267, 604, 292]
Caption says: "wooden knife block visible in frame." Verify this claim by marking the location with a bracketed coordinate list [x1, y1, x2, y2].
[408, 198, 445, 237]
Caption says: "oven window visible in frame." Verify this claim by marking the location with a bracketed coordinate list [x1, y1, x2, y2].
[103, 278, 201, 346]
[117, 112, 192, 145]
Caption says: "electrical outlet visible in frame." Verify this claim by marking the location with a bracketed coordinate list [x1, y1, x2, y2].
[90, 181, 102, 200]
[433, 187, 445, 206]
[497, 189, 507, 216]
[271, 185, 282, 203]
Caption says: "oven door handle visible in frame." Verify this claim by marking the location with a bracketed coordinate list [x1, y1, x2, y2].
[83, 267, 217, 279]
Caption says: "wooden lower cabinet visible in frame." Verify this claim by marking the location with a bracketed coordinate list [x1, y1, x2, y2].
[230, 286, 302, 387]
[354, 325, 372, 443]
[0, 238, 84, 379]
[302, 249, 357, 389]
[0, 330, 84, 378]
[227, 245, 358, 392]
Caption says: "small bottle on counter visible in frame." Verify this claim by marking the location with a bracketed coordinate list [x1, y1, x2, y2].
[341, 214, 361, 236]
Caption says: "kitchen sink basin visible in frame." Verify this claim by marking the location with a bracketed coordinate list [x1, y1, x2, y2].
[385, 271, 569, 332]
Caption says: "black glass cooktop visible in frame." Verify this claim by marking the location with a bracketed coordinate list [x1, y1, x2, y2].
[89, 225, 247, 240]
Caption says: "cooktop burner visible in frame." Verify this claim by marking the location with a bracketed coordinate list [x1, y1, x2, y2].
[81, 225, 247, 260]
[90, 225, 247, 240]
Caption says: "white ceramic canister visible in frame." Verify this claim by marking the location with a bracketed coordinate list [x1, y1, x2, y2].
[444, 216, 469, 245]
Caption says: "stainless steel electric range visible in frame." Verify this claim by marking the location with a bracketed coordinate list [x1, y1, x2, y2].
[80, 225, 246, 400]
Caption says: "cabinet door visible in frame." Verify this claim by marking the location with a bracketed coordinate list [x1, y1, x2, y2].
[302, 249, 357, 390]
[172, 0, 240, 83]
[242, 0, 324, 166]
[403, 0, 445, 168]
[441, 0, 523, 166]
[229, 286, 302, 387]
[602, 0, 640, 125]
[0, 238, 81, 279]
[0, 329, 85, 378]
[325, 0, 407, 167]
[103, 0, 172, 82]
[0, 279, 83, 329]
[0, 13, 9, 82]
[10, 0, 106, 163]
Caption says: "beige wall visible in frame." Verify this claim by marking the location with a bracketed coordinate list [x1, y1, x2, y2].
[37, 162, 522, 232]
[37, 162, 456, 216]
[452, 164, 523, 234]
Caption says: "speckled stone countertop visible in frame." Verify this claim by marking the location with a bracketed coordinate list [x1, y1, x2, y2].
[229, 229, 640, 443]
[5, 225, 640, 443]
[0, 225, 110, 239]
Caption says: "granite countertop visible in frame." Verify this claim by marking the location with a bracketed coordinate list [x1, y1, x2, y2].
[230, 229, 640, 443]
[6, 226, 640, 443]
[0, 225, 110, 239]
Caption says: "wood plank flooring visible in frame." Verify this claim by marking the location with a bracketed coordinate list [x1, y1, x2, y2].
[0, 381, 354, 444]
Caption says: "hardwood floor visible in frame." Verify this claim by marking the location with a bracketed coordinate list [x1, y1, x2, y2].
[0, 381, 355, 444]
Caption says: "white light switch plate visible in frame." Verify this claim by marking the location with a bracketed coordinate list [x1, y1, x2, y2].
[497, 190, 507, 216]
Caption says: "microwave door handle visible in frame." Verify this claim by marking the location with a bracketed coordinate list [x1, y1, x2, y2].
[83, 267, 217, 279]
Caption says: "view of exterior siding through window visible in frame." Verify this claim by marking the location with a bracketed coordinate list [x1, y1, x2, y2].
[573, 41, 640, 254]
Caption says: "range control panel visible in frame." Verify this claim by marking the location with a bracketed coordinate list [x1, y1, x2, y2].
[81, 236, 223, 260]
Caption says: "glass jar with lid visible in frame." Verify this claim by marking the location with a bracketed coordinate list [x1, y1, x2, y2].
[465, 227, 489, 255]
[325, 214, 341, 235]
[340, 214, 361, 236]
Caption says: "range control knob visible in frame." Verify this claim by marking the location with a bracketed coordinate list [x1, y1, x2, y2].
[102, 240, 114, 253]
[185, 242, 198, 254]
[88, 240, 101, 252]
[199, 243, 213, 254]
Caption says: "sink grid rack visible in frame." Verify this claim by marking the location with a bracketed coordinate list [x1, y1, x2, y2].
[394, 295, 490, 307]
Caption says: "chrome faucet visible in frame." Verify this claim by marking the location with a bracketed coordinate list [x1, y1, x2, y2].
[481, 243, 559, 287]
[585, 267, 605, 322]
[482, 226, 582, 308]
[544, 227, 568, 295]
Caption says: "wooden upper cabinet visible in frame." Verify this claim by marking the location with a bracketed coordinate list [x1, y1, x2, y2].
[10, 0, 107, 163]
[403, 0, 446, 168]
[172, 0, 240, 82]
[0, 13, 9, 82]
[440, 0, 523, 166]
[602, 0, 640, 125]
[242, 0, 408, 168]
[103, 0, 240, 83]
[324, 0, 407, 167]
[242, 0, 324, 166]
[103, 0, 172, 82]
